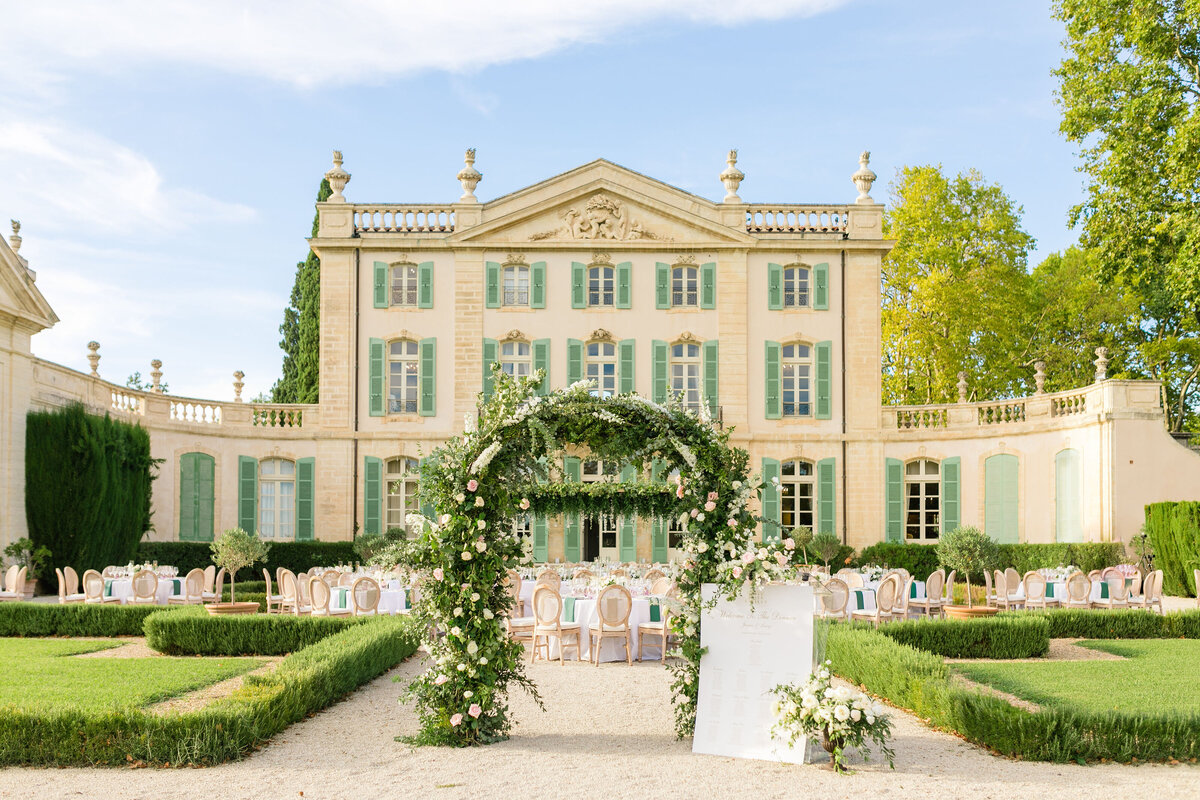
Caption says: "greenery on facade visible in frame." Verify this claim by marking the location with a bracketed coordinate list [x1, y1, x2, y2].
[400, 369, 761, 745]
[25, 404, 157, 576]
[272, 178, 331, 403]
[1144, 501, 1200, 596]
[209, 528, 270, 603]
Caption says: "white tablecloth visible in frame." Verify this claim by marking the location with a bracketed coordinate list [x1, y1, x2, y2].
[1009, 580, 1110, 604]
[846, 580, 927, 615]
[546, 596, 659, 662]
[378, 589, 409, 614]
[103, 577, 180, 604]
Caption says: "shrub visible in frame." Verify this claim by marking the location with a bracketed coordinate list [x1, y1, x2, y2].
[809, 532, 843, 570]
[855, 542, 941, 578]
[854, 541, 1125, 582]
[210, 528, 269, 604]
[936, 526, 999, 608]
[0, 603, 186, 637]
[1019, 608, 1200, 639]
[136, 541, 358, 578]
[1145, 501, 1200, 596]
[872, 614, 1048, 659]
[145, 609, 364, 656]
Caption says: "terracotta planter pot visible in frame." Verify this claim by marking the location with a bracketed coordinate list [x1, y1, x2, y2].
[945, 604, 999, 620]
[205, 602, 259, 616]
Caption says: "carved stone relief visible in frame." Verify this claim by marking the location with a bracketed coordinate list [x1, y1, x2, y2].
[529, 194, 669, 241]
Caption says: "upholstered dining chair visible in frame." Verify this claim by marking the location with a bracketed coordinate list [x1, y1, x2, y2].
[307, 577, 333, 616]
[942, 570, 957, 605]
[168, 569, 205, 605]
[202, 565, 216, 596]
[55, 568, 84, 604]
[129, 569, 159, 604]
[322, 569, 342, 587]
[1128, 570, 1143, 599]
[82, 569, 119, 604]
[910, 570, 945, 618]
[851, 574, 896, 627]
[842, 572, 864, 589]
[637, 583, 677, 662]
[0, 565, 21, 601]
[278, 569, 299, 613]
[1095, 569, 1129, 609]
[535, 569, 562, 591]
[64, 566, 81, 598]
[1022, 571, 1058, 610]
[589, 584, 633, 666]
[642, 568, 666, 583]
[530, 585, 581, 665]
[1064, 571, 1092, 609]
[201, 567, 226, 603]
[1144, 570, 1164, 615]
[650, 576, 672, 597]
[818, 578, 849, 620]
[505, 574, 535, 645]
[352, 577, 381, 615]
[262, 568, 284, 613]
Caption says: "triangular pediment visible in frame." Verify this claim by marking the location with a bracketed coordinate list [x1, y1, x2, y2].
[447, 161, 754, 246]
[0, 237, 58, 332]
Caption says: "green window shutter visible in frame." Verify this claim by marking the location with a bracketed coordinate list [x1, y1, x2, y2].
[655, 263, 670, 309]
[571, 262, 586, 308]
[195, 453, 214, 542]
[761, 457, 781, 542]
[567, 339, 583, 386]
[817, 457, 836, 536]
[564, 514, 582, 562]
[485, 262, 501, 308]
[768, 263, 783, 310]
[815, 340, 833, 420]
[619, 516, 637, 562]
[985, 454, 1019, 544]
[530, 261, 546, 308]
[813, 262, 829, 310]
[373, 261, 388, 308]
[616, 261, 632, 309]
[1055, 449, 1083, 543]
[651, 519, 668, 563]
[652, 340, 668, 403]
[482, 338, 498, 401]
[296, 457, 315, 541]
[564, 456, 582, 483]
[418, 262, 434, 308]
[620, 464, 637, 483]
[419, 338, 436, 417]
[419, 457, 436, 520]
[619, 339, 636, 394]
[179, 453, 196, 541]
[885, 458, 903, 543]
[363, 456, 383, 536]
[703, 340, 719, 418]
[368, 338, 385, 417]
[650, 459, 666, 484]
[764, 341, 781, 419]
[533, 516, 549, 562]
[700, 262, 716, 309]
[941, 456, 961, 535]
[238, 456, 258, 534]
[532, 338, 550, 395]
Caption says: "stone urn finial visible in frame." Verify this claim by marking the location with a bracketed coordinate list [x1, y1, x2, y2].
[456, 148, 483, 202]
[324, 150, 351, 202]
[719, 149, 745, 203]
[9, 219, 21, 254]
[150, 359, 163, 393]
[1034, 361, 1046, 395]
[1094, 346, 1109, 383]
[852, 150, 877, 204]
[86, 341, 101, 377]
[233, 370, 245, 402]
[956, 371, 969, 404]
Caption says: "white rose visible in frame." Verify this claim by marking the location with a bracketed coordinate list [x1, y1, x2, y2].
[697, 542, 708, 553]
[462, 551, 473, 561]
[475, 540, 487, 552]
[463, 690, 473, 699]
[455, 493, 466, 503]
[697, 512, 706, 521]
[850, 709, 861, 722]
[457, 663, 466, 671]
[479, 657, 488, 665]
[467, 641, 479, 655]
[440, 514, 452, 525]
[475, 496, 485, 507]
[477, 520, 487, 530]
[450, 626, 462, 636]
[470, 592, 480, 602]
[454, 607, 463, 616]
[483, 609, 494, 619]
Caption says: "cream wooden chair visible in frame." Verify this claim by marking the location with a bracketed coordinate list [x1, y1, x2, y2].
[650, 576, 672, 596]
[201, 567, 226, 602]
[82, 569, 119, 604]
[642, 568, 665, 583]
[611, 568, 629, 579]
[943, 570, 957, 605]
[1064, 571, 1092, 609]
[1095, 569, 1129, 609]
[56, 568, 85, 604]
[64, 566, 81, 598]
[530, 585, 581, 665]
[291, 574, 313, 615]
[818, 578, 849, 620]
[851, 574, 896, 627]
[322, 569, 341, 587]
[169, 569, 205, 605]
[995, 570, 1023, 610]
[278, 569, 299, 613]
[910, 570, 945, 618]
[589, 584, 633, 666]
[352, 577, 381, 615]
[1145, 570, 1164, 615]
[129, 569, 159, 604]
[308, 577, 333, 616]
[983, 569, 997, 607]
[573, 568, 595, 581]
[1022, 571, 1058, 610]
[202, 565, 216, 595]
[637, 584, 676, 662]
[1128, 570, 1143, 599]
[0, 565, 21, 601]
[535, 570, 562, 592]
[506, 569, 525, 617]
[339, 573, 357, 588]
[263, 568, 285, 613]
[891, 575, 912, 621]
[842, 572, 864, 589]
[505, 575, 535, 645]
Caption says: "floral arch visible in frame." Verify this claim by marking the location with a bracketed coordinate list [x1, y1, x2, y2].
[401, 369, 790, 746]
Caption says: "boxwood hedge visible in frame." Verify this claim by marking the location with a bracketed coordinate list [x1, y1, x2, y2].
[145, 607, 365, 656]
[871, 614, 1049, 659]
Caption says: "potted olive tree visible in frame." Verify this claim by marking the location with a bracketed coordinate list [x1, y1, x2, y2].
[810, 532, 843, 572]
[3, 538, 51, 598]
[936, 525, 1000, 619]
[206, 527, 270, 615]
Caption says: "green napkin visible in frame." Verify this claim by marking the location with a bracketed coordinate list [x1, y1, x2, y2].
[855, 590, 865, 610]
[334, 587, 348, 609]
[170, 579, 182, 595]
[562, 596, 576, 622]
[104, 579, 113, 597]
[649, 599, 661, 622]
[910, 582, 917, 599]
[403, 590, 410, 610]
[1046, 582, 1055, 598]
[1100, 582, 1109, 599]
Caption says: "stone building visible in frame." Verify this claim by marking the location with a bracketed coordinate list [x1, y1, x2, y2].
[2, 150, 1198, 560]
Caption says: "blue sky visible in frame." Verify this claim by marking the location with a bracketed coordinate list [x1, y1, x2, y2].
[0, 0, 1078, 400]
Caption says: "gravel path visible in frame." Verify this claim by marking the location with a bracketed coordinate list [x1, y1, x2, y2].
[2, 655, 1199, 799]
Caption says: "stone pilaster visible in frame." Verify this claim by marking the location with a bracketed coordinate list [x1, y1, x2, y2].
[453, 252, 485, 428]
[717, 250, 749, 436]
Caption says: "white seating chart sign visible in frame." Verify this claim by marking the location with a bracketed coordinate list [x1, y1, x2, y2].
[692, 582, 814, 764]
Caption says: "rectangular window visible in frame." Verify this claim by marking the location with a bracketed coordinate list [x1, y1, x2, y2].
[672, 266, 698, 307]
[781, 343, 813, 417]
[585, 341, 617, 398]
[500, 340, 532, 378]
[588, 266, 615, 306]
[503, 265, 530, 306]
[783, 267, 810, 308]
[670, 343, 702, 411]
[388, 340, 420, 414]
[391, 265, 419, 306]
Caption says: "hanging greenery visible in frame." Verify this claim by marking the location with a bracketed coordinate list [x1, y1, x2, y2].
[400, 368, 799, 746]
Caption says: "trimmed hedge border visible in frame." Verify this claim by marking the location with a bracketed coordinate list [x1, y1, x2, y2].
[0, 614, 419, 766]
[146, 608, 365, 656]
[137, 541, 358, 578]
[1012, 608, 1200, 639]
[854, 542, 1126, 580]
[0, 602, 188, 637]
[871, 615, 1049, 659]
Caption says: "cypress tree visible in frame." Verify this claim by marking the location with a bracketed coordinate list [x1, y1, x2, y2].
[273, 178, 331, 403]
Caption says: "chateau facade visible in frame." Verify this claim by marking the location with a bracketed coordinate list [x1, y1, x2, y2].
[2, 151, 1197, 559]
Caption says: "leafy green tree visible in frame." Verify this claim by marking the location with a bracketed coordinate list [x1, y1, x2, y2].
[881, 165, 1037, 404]
[272, 178, 331, 403]
[1055, 0, 1200, 429]
[125, 371, 168, 394]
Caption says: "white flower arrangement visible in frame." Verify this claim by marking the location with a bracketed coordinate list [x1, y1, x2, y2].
[469, 440, 503, 475]
[770, 662, 895, 773]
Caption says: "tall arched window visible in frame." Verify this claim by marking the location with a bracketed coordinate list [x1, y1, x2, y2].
[670, 342, 702, 411]
[783, 265, 810, 308]
[259, 458, 296, 539]
[672, 265, 698, 307]
[391, 263, 418, 306]
[583, 460, 620, 560]
[780, 459, 815, 535]
[781, 342, 813, 417]
[385, 457, 420, 533]
[904, 459, 940, 542]
[586, 341, 617, 398]
[388, 339, 420, 414]
[503, 264, 530, 306]
[499, 340, 531, 378]
[588, 264, 615, 306]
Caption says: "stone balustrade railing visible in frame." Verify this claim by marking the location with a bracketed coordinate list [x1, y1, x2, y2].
[882, 380, 1163, 434]
[353, 206, 456, 234]
[744, 205, 850, 234]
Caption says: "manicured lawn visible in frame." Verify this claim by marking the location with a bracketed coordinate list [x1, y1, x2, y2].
[954, 639, 1200, 713]
[0, 638, 262, 712]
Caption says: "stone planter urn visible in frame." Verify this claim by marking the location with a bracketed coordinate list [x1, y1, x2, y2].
[205, 602, 259, 616]
[21, 580, 37, 599]
[945, 605, 999, 620]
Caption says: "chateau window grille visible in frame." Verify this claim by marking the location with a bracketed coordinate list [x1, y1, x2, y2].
[588, 265, 615, 307]
[782, 343, 813, 417]
[783, 266, 810, 308]
[388, 339, 420, 414]
[503, 265, 530, 306]
[672, 266, 698, 307]
[905, 459, 941, 542]
[391, 264, 419, 307]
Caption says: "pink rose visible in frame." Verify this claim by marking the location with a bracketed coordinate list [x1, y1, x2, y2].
[467, 479, 479, 492]
[708, 492, 718, 501]
[468, 703, 482, 718]
[741, 551, 755, 564]
[732, 566, 743, 578]
[676, 485, 685, 499]
[775, 552, 788, 565]
[690, 508, 699, 518]
[520, 498, 530, 510]
[727, 519, 737, 528]
[434, 674, 449, 685]
[704, 501, 716, 512]
[783, 537, 796, 551]
[433, 568, 444, 581]
[450, 713, 463, 727]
